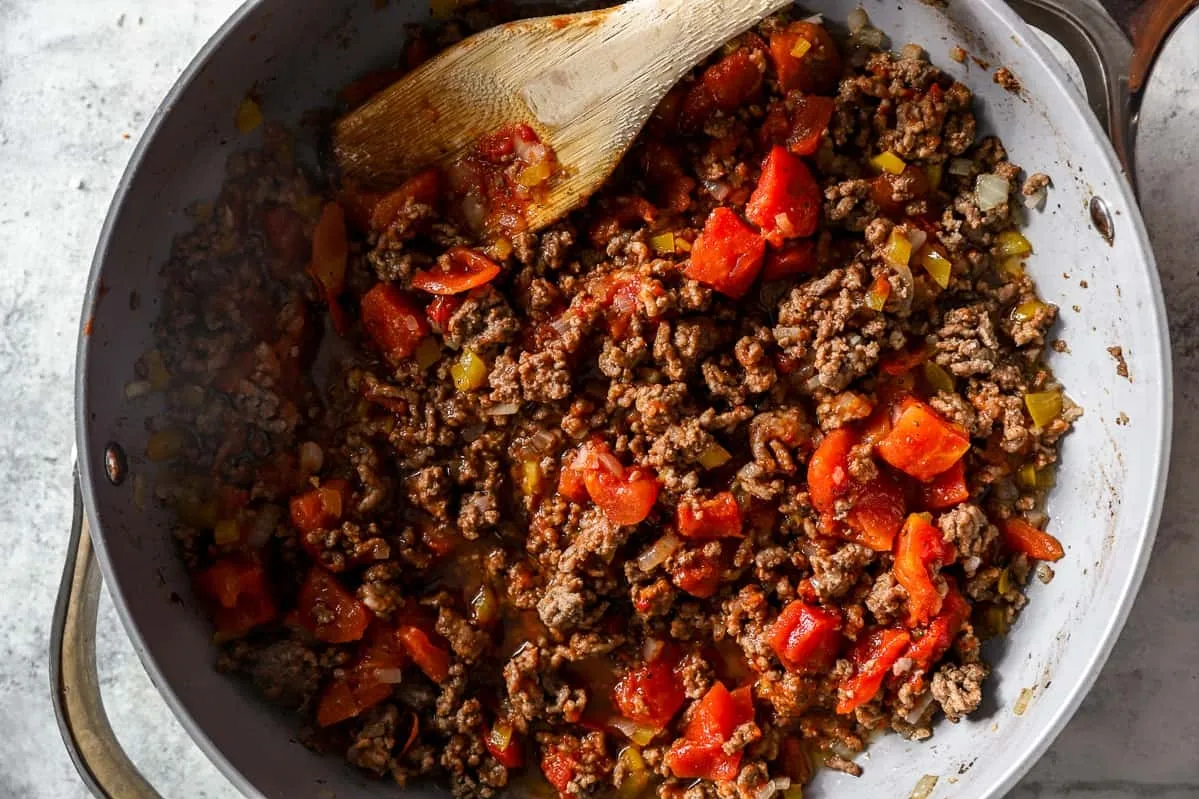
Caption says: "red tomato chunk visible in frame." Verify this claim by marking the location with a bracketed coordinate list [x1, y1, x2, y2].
[769, 601, 843, 672]
[685, 207, 767, 298]
[746, 147, 823, 246]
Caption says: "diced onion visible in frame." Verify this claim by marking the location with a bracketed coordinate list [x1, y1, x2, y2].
[975, 174, 1010, 212]
[910, 774, 939, 799]
[461, 196, 486, 231]
[124, 380, 153, 399]
[1014, 686, 1034, 716]
[609, 717, 657, 746]
[774, 212, 798, 238]
[847, 7, 870, 34]
[299, 441, 324, 475]
[853, 27, 886, 49]
[906, 228, 928, 252]
[891, 261, 915, 314]
[704, 180, 731, 201]
[486, 403, 521, 416]
[1024, 186, 1047, 210]
[754, 778, 792, 799]
[903, 692, 935, 725]
[375, 668, 405, 684]
[246, 506, 279, 550]
[642, 639, 666, 662]
[637, 533, 681, 571]
[948, 157, 973, 176]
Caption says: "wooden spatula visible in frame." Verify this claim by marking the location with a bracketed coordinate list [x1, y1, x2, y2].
[332, 0, 795, 232]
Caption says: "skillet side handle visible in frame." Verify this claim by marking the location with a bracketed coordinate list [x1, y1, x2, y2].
[50, 477, 163, 799]
[1007, 0, 1139, 183]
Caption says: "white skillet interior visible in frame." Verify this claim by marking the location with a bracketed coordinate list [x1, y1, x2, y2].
[76, 1, 1170, 797]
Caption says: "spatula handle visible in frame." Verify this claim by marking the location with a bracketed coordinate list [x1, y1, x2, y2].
[522, 0, 793, 127]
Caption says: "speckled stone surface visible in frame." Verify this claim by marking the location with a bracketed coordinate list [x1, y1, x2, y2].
[1, 2, 1197, 797]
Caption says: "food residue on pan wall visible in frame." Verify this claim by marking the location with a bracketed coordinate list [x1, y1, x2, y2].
[1108, 346, 1130, 380]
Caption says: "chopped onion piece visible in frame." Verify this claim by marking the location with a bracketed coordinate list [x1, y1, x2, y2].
[906, 228, 928, 252]
[847, 7, 870, 33]
[754, 778, 792, 799]
[704, 180, 731, 201]
[910, 774, 939, 799]
[948, 157, 973, 176]
[124, 380, 153, 399]
[375, 668, 405, 684]
[854, 27, 886, 49]
[1014, 686, 1035, 716]
[637, 532, 681, 571]
[975, 174, 1010, 212]
[299, 441, 324, 474]
[608, 716, 657, 746]
[486, 403, 520, 416]
[642, 638, 665, 662]
[1024, 186, 1047, 210]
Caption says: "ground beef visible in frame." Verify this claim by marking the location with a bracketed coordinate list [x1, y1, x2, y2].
[150, 12, 1074, 799]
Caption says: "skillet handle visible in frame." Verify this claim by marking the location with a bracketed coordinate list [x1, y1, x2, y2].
[1007, 0, 1140, 181]
[1007, 0, 1196, 188]
[50, 476, 164, 799]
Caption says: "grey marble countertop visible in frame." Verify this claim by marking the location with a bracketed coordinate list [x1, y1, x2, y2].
[1, 1, 1196, 797]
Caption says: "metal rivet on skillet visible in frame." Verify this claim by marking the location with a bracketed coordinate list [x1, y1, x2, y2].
[1090, 195, 1115, 246]
[104, 442, 127, 486]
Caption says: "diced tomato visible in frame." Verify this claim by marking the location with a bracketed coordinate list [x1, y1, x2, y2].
[903, 583, 970, 675]
[411, 247, 502, 295]
[665, 682, 754, 781]
[681, 50, 764, 130]
[669, 546, 724, 599]
[845, 472, 906, 551]
[397, 624, 451, 683]
[336, 185, 385, 233]
[786, 93, 836, 156]
[580, 442, 659, 526]
[294, 568, 371, 644]
[769, 601, 843, 673]
[769, 22, 843, 94]
[421, 524, 461, 557]
[369, 168, 442, 233]
[758, 102, 793, 149]
[685, 207, 767, 298]
[836, 627, 911, 714]
[746, 147, 822, 247]
[1002, 517, 1065, 562]
[613, 653, 687, 729]
[541, 746, 579, 795]
[876, 399, 971, 481]
[289, 479, 351, 538]
[308, 202, 349, 332]
[921, 459, 970, 509]
[588, 195, 658, 247]
[762, 239, 817, 282]
[193, 558, 277, 638]
[339, 67, 406, 110]
[880, 346, 928, 377]
[484, 721, 524, 768]
[807, 427, 856, 514]
[425, 294, 464, 333]
[262, 206, 308, 265]
[360, 283, 430, 362]
[871, 165, 930, 217]
[894, 513, 952, 627]
[677, 492, 743, 540]
[316, 625, 406, 727]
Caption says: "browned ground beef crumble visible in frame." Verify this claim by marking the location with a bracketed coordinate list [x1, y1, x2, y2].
[141, 7, 1078, 799]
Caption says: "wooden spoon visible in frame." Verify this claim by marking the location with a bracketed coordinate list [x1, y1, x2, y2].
[332, 0, 795, 232]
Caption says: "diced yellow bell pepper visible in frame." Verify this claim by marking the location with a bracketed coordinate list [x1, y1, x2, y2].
[885, 229, 912, 266]
[521, 459, 543, 496]
[1037, 466, 1057, 489]
[697, 443, 732, 470]
[144, 350, 171, 391]
[995, 255, 1025, 279]
[925, 163, 943, 190]
[451, 349, 488, 392]
[923, 361, 955, 393]
[790, 38, 813, 59]
[213, 519, 241, 546]
[146, 428, 188, 462]
[920, 247, 952, 289]
[1024, 390, 1063, 427]
[415, 338, 442, 371]
[1011, 300, 1047, 322]
[490, 237, 514, 261]
[996, 230, 1032, 257]
[870, 150, 907, 175]
[783, 787, 805, 799]
[235, 96, 264, 134]
[616, 747, 651, 799]
[650, 232, 676, 254]
[1017, 463, 1038, 489]
[518, 159, 553, 187]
